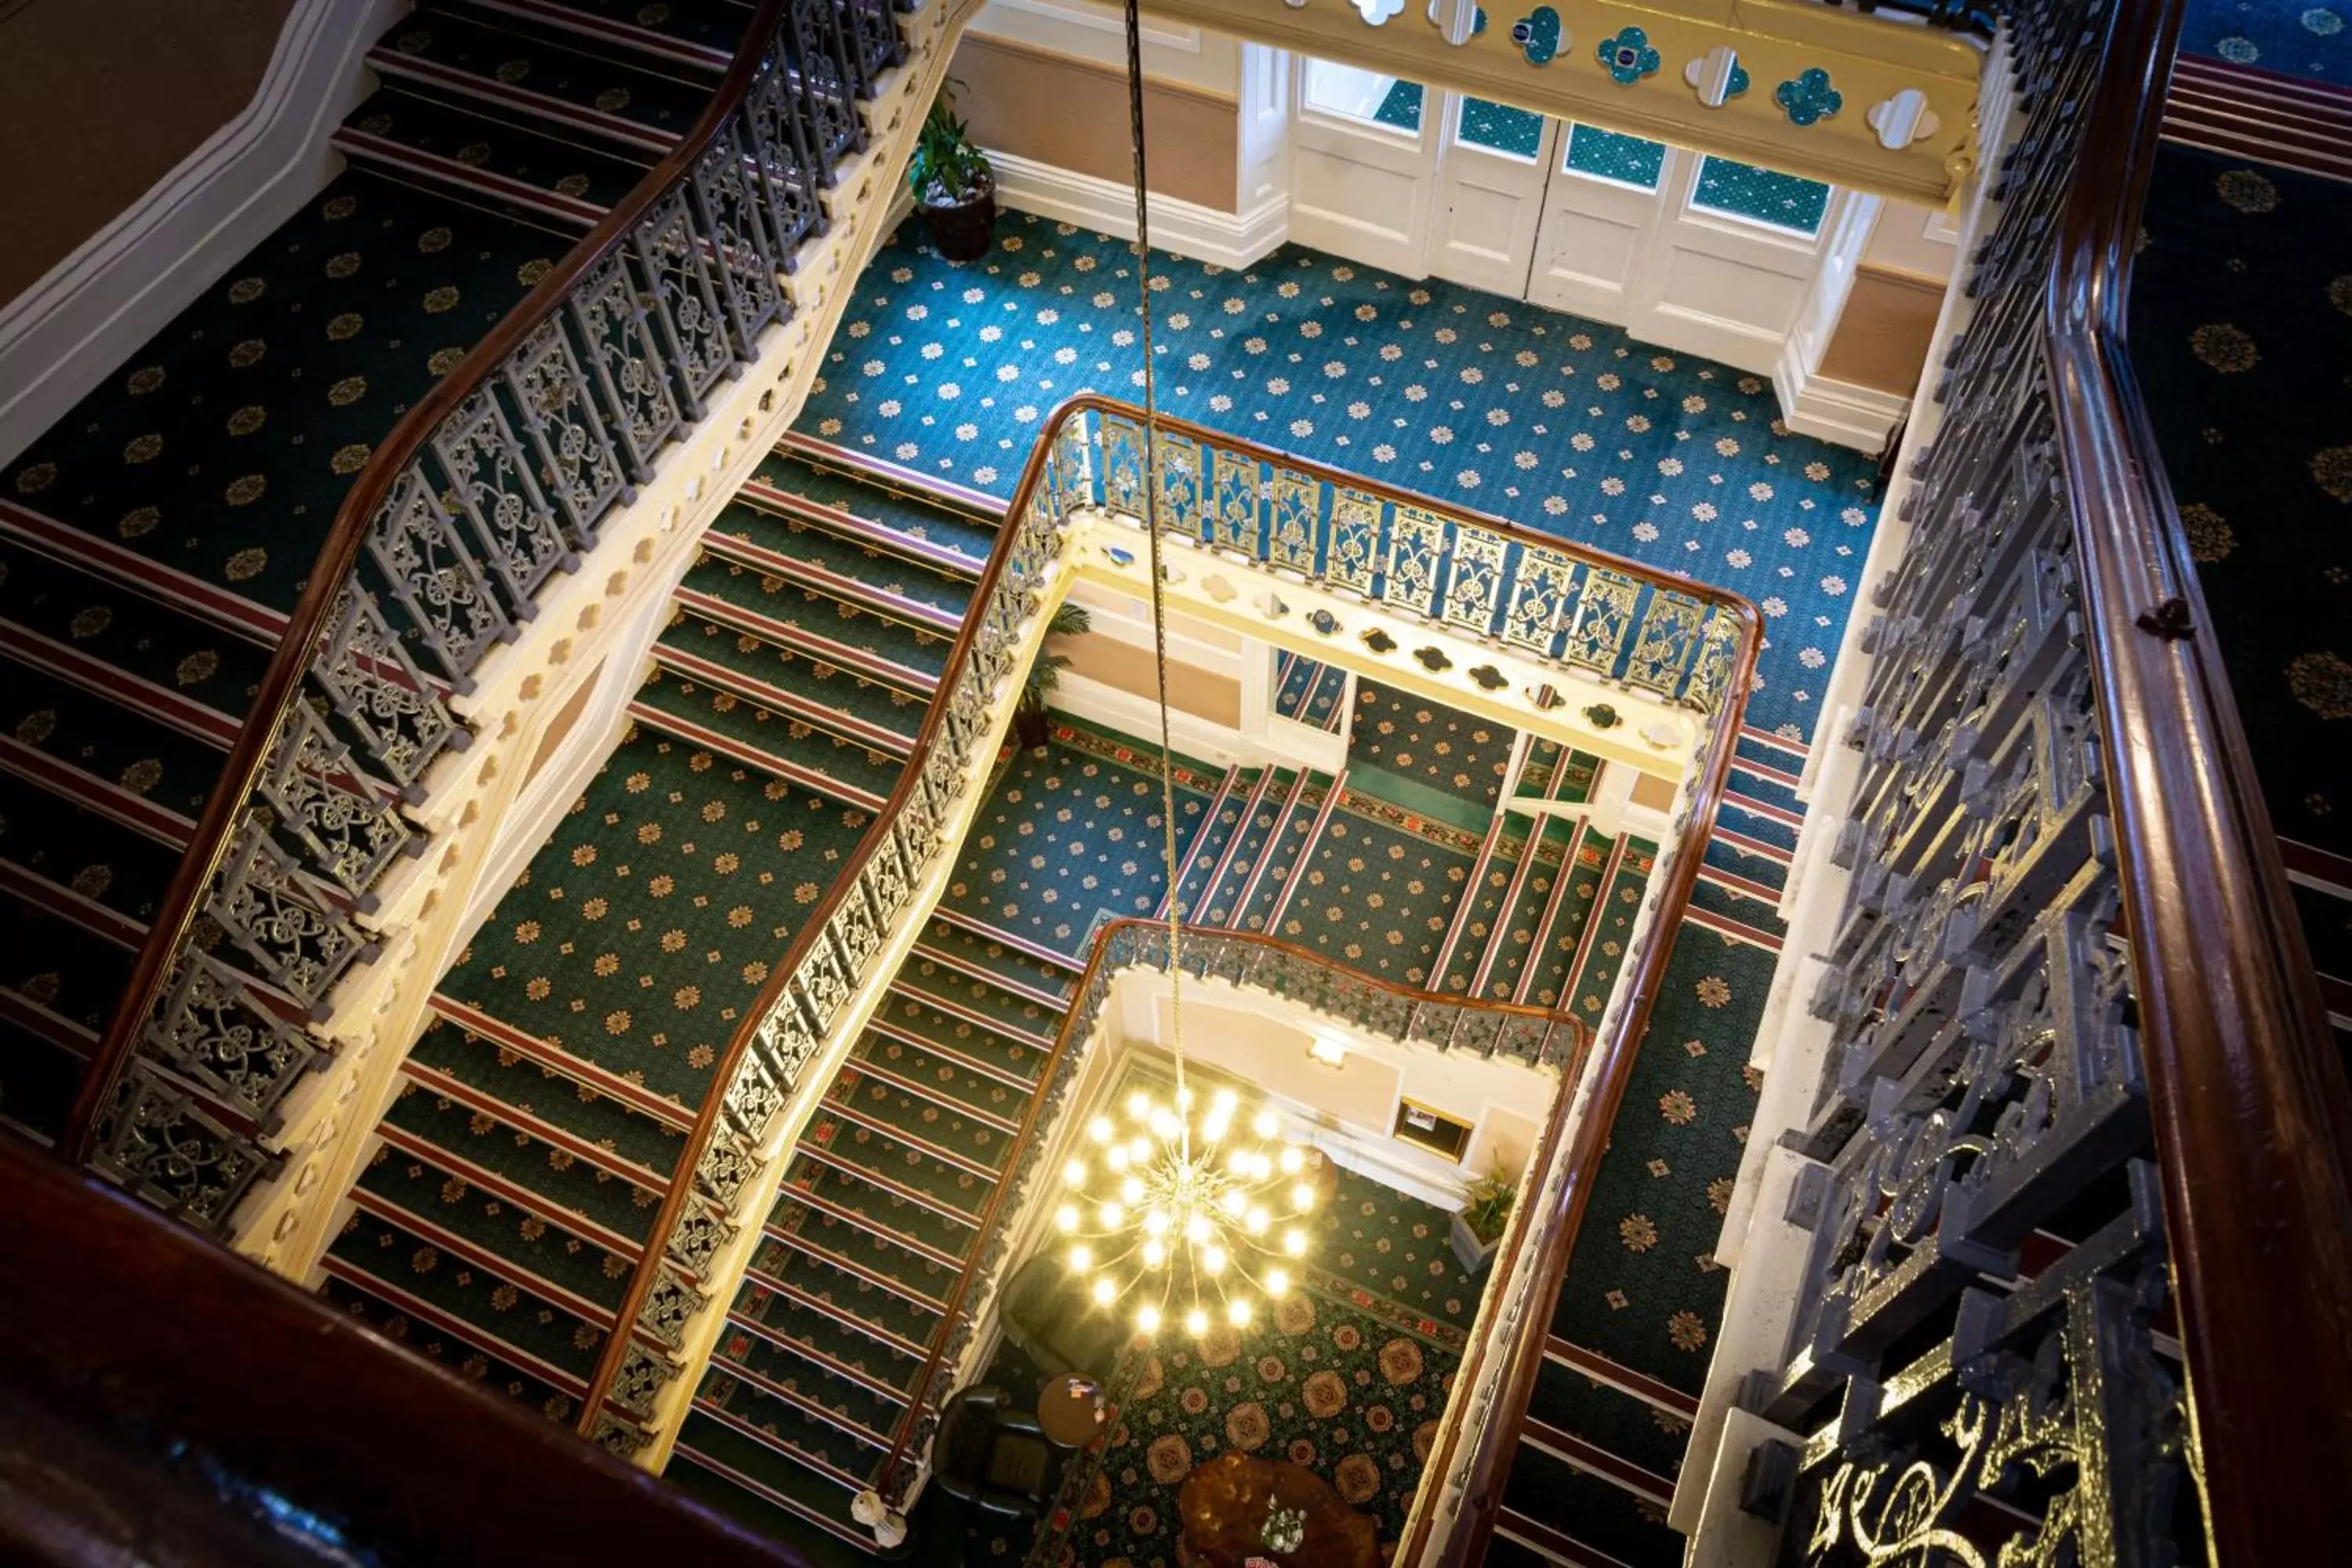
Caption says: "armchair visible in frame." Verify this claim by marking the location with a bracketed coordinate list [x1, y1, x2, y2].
[930, 1384, 1056, 1518]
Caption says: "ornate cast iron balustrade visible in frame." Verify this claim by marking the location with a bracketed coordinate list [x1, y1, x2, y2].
[1724, 2, 2352, 1565]
[858, 916, 1593, 1515]
[581, 394, 1761, 1465]
[67, 0, 916, 1233]
[1081, 401, 1748, 714]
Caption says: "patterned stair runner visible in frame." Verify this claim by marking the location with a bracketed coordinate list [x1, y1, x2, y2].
[321, 441, 998, 1484]
[1271, 651, 1347, 732]
[1160, 764, 1250, 923]
[1193, 767, 1294, 927]
[0, 0, 808, 1144]
[1233, 768, 1339, 935]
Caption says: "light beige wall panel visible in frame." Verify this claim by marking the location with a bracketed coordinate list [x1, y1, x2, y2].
[950, 31, 1240, 212]
[1818, 265, 1946, 395]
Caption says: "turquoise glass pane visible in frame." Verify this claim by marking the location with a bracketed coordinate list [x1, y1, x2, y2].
[1459, 97, 1544, 159]
[1373, 79, 1425, 133]
[1563, 122, 1666, 189]
[1692, 156, 1831, 234]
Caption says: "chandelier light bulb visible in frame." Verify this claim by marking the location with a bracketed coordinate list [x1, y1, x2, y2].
[1056, 1205, 1080, 1232]
[1093, 1276, 1116, 1305]
[1203, 1243, 1228, 1276]
[1245, 1206, 1270, 1234]
[1185, 1308, 1209, 1337]
[1121, 1176, 1146, 1205]
[1229, 1298, 1253, 1327]
[1100, 1202, 1124, 1228]
[1065, 1160, 1088, 1187]
[1292, 1183, 1316, 1212]
[1143, 1240, 1167, 1267]
[1219, 1189, 1247, 1218]
[1265, 1268, 1290, 1297]
[1070, 1244, 1093, 1270]
[1128, 1136, 1152, 1164]
[1128, 1092, 1152, 1121]
[1283, 1229, 1307, 1257]
[1185, 1213, 1212, 1243]
[1279, 1147, 1304, 1174]
[1144, 1209, 1169, 1236]
[1138, 1305, 1162, 1333]
[1253, 1111, 1279, 1139]
[1213, 1088, 1238, 1115]
[1106, 1145, 1131, 1172]
[1090, 1117, 1116, 1144]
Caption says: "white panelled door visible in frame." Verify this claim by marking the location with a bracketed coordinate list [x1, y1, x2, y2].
[1287, 61, 1440, 278]
[1287, 60, 1867, 376]
[1427, 97, 1557, 295]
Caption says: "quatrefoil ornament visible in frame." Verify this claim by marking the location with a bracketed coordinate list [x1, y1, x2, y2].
[1596, 26, 1661, 85]
[1775, 67, 1844, 126]
[1510, 6, 1563, 65]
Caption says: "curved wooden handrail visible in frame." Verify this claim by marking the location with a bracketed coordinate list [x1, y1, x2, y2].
[1407, 568, 1757, 1566]
[586, 387, 1759, 1449]
[863, 914, 1593, 1504]
[2041, 0, 2352, 1553]
[67, 2, 797, 1163]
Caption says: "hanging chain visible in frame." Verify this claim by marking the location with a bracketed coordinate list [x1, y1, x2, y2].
[1124, 0, 1189, 1139]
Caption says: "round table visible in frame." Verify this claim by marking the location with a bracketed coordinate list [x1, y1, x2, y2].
[1036, 1371, 1108, 1448]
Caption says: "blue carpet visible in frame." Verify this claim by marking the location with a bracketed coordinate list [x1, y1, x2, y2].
[799, 216, 1885, 743]
[2183, 0, 2351, 82]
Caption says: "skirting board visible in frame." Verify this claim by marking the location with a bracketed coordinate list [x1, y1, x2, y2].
[1050, 675, 1249, 769]
[983, 148, 1288, 270]
[1773, 337, 1911, 454]
[0, 0, 405, 467]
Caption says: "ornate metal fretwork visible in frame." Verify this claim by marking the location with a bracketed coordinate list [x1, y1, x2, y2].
[1763, 6, 2209, 1564]
[86, 0, 909, 1236]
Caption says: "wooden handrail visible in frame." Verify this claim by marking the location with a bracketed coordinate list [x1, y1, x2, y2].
[1406, 582, 1756, 1566]
[2041, 0, 2352, 1554]
[865, 914, 1592, 1505]
[67, 2, 797, 1163]
[0, 1137, 816, 1566]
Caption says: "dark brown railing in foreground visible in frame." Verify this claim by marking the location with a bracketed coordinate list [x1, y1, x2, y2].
[864, 917, 1595, 1509]
[2042, 0, 2352, 1555]
[0, 1136, 815, 1567]
[65, 0, 908, 1225]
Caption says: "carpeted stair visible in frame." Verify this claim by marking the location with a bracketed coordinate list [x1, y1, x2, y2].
[0, 0, 916, 1145]
[671, 905, 1077, 1548]
[319, 438, 1002, 1472]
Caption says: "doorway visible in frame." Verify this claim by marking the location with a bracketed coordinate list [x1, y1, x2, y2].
[1288, 64, 1871, 376]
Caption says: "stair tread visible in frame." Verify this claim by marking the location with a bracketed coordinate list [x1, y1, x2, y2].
[477, 0, 752, 66]
[0, 770, 184, 927]
[709, 500, 978, 626]
[801, 1104, 993, 1221]
[697, 1373, 888, 1491]
[2, 169, 557, 617]
[911, 914, 1079, 1004]
[1500, 1440, 1682, 1568]
[1518, 833, 1610, 1011]
[1563, 844, 1653, 1025]
[670, 1412, 870, 1541]
[328, 1205, 610, 1381]
[0, 1006, 89, 1142]
[1437, 836, 1529, 997]
[357, 1137, 637, 1310]
[375, 6, 713, 147]
[436, 728, 875, 1112]
[320, 1272, 587, 1422]
[736, 1270, 931, 1379]
[1196, 769, 1291, 927]
[405, 1017, 688, 1189]
[2, 898, 136, 1035]
[780, 1155, 977, 1265]
[679, 555, 953, 690]
[0, 657, 227, 821]
[848, 1029, 1029, 1125]
[1272, 653, 1345, 731]
[1166, 768, 1250, 921]
[753, 1229, 949, 1343]
[1477, 822, 1575, 1003]
[823, 1069, 1012, 1175]
[338, 83, 650, 214]
[881, 969, 1061, 1056]
[752, 449, 1001, 570]
[1530, 1356, 1690, 1486]
[658, 608, 927, 751]
[632, 665, 906, 806]
[1229, 772, 1327, 934]
[1523, 740, 1603, 804]
[716, 1323, 907, 1442]
[0, 538, 270, 726]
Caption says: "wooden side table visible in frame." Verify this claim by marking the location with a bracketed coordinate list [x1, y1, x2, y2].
[1175, 1452, 1379, 1568]
[1036, 1371, 1107, 1448]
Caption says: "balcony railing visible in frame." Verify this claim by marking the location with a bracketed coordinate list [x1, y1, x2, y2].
[64, 0, 913, 1229]
[586, 390, 1760, 1467]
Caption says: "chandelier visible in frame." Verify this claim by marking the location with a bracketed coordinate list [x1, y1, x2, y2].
[1057, 1084, 1316, 1336]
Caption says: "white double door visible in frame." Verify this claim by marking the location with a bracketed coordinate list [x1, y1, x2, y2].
[1287, 63, 1860, 376]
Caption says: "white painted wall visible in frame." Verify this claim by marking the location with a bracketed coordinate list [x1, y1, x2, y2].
[967, 0, 1238, 92]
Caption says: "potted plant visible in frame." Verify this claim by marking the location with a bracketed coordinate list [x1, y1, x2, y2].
[1450, 1164, 1516, 1276]
[1014, 602, 1091, 749]
[909, 85, 996, 263]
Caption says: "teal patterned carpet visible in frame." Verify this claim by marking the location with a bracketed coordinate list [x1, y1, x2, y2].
[2184, 0, 2351, 81]
[797, 215, 1884, 743]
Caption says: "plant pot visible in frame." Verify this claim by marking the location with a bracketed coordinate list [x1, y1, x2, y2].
[1013, 699, 1051, 750]
[920, 185, 997, 263]
[1450, 1211, 1501, 1276]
